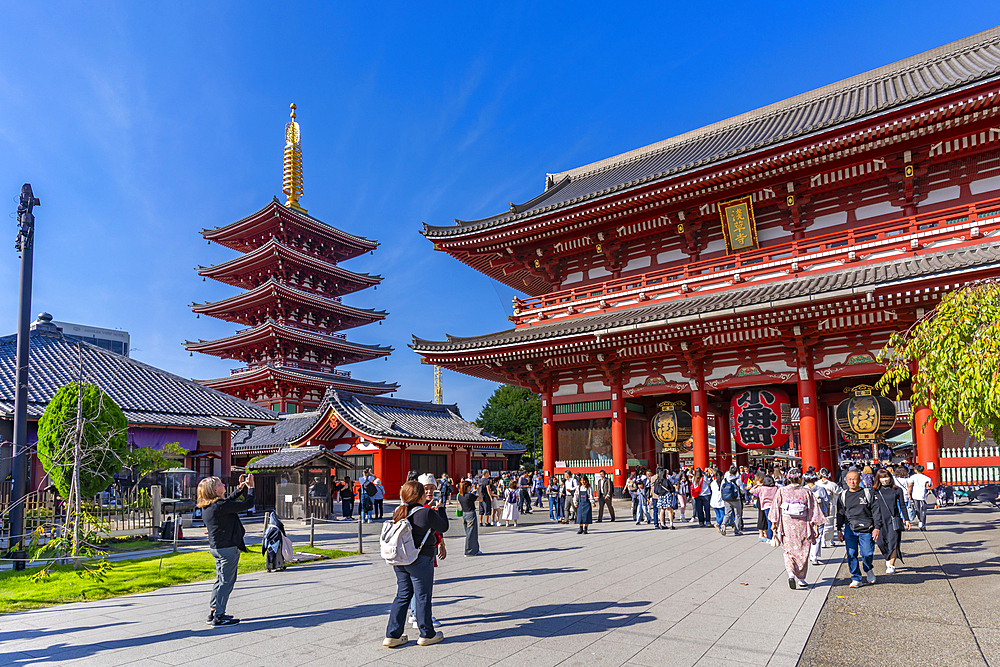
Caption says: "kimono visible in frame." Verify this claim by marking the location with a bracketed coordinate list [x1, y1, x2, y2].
[770, 484, 827, 580]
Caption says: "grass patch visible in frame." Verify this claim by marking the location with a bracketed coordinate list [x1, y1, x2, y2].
[0, 544, 356, 615]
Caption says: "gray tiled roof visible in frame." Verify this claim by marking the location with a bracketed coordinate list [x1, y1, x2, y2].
[201, 363, 400, 394]
[246, 445, 353, 470]
[327, 390, 503, 444]
[0, 317, 278, 427]
[424, 27, 1000, 238]
[232, 411, 325, 453]
[412, 241, 1000, 353]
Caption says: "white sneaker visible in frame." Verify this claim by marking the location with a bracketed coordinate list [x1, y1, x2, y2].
[810, 560, 820, 566]
[849, 580, 862, 588]
[796, 579, 809, 589]
[383, 635, 407, 648]
[866, 570, 876, 584]
[886, 565, 896, 574]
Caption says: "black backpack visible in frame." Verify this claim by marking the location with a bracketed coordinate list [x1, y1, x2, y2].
[721, 478, 740, 501]
[364, 480, 378, 496]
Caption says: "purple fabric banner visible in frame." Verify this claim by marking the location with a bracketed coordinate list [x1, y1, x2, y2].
[128, 427, 197, 452]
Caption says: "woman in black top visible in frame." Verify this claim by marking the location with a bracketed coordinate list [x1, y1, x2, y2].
[384, 481, 449, 648]
[338, 476, 355, 519]
[197, 474, 255, 626]
[457, 480, 481, 556]
[873, 468, 910, 574]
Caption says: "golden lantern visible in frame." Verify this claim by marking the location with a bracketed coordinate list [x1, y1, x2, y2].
[651, 401, 693, 452]
[835, 384, 896, 457]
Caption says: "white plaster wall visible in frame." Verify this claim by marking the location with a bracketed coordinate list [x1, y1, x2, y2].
[582, 380, 608, 393]
[623, 256, 652, 272]
[971, 175, 1000, 195]
[921, 186, 961, 206]
[656, 249, 686, 265]
[810, 210, 848, 231]
[563, 271, 584, 285]
[553, 384, 578, 397]
[757, 224, 789, 243]
[856, 201, 903, 221]
[588, 266, 611, 280]
[702, 238, 727, 256]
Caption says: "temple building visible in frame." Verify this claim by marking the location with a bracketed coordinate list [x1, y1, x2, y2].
[413, 28, 1000, 491]
[186, 104, 398, 412]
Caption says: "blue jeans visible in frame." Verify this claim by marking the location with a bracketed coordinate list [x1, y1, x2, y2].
[548, 496, 559, 520]
[713, 507, 725, 526]
[843, 524, 875, 582]
[209, 546, 241, 617]
[361, 493, 373, 522]
[764, 508, 773, 539]
[635, 496, 650, 523]
[694, 496, 710, 526]
[388, 554, 435, 639]
[535, 488, 544, 506]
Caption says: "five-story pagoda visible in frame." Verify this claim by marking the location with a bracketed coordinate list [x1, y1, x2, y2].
[187, 105, 398, 412]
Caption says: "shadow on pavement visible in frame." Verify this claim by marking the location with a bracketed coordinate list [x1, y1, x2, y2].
[435, 566, 586, 586]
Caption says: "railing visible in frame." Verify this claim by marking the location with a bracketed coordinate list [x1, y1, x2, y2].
[236, 320, 348, 339]
[511, 195, 1000, 325]
[940, 465, 1000, 486]
[941, 446, 1000, 458]
[231, 360, 351, 377]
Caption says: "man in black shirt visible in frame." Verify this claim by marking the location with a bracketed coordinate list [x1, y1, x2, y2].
[837, 469, 881, 588]
[478, 473, 492, 527]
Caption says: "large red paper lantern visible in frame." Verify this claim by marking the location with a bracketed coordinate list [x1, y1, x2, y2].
[730, 387, 791, 449]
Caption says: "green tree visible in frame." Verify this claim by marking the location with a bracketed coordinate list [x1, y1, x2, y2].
[474, 385, 542, 463]
[37, 382, 129, 498]
[877, 279, 1000, 441]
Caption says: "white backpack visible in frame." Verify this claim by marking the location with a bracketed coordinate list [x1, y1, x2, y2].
[379, 507, 432, 566]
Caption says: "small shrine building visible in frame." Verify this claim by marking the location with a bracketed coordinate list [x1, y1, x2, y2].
[413, 28, 1000, 491]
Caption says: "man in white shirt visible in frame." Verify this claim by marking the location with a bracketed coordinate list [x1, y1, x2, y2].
[908, 465, 934, 530]
[816, 468, 841, 547]
[563, 472, 579, 524]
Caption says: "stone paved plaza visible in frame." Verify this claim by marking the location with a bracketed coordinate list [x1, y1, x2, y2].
[3, 501, 842, 667]
[4, 501, 999, 667]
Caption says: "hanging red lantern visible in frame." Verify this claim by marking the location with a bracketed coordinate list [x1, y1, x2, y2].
[730, 387, 791, 449]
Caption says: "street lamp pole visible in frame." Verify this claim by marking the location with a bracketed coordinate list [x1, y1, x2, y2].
[8, 185, 39, 569]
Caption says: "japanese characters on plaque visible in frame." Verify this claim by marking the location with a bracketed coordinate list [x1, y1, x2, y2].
[730, 388, 791, 450]
[719, 195, 759, 254]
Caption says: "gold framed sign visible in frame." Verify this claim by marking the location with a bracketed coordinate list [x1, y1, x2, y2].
[719, 195, 759, 255]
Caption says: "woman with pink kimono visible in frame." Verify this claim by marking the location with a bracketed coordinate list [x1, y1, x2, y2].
[770, 468, 826, 590]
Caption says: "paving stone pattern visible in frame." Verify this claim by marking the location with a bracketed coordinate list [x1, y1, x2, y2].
[3, 501, 844, 667]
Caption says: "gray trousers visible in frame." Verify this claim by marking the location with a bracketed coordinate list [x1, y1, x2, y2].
[722, 499, 744, 531]
[463, 516, 480, 555]
[209, 546, 241, 616]
[564, 495, 576, 521]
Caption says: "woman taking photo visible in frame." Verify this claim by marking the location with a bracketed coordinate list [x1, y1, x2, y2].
[873, 468, 910, 574]
[198, 474, 255, 626]
[574, 475, 595, 534]
[675, 470, 690, 523]
[384, 480, 448, 648]
[456, 480, 482, 556]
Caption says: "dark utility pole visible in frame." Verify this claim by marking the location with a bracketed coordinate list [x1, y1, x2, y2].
[8, 184, 39, 569]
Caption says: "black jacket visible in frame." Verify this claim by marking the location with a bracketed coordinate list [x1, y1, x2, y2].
[406, 504, 449, 558]
[836, 488, 882, 533]
[203, 488, 255, 552]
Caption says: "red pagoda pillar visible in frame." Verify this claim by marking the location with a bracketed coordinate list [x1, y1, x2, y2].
[611, 384, 627, 490]
[797, 364, 820, 472]
[541, 392, 555, 480]
[643, 417, 656, 470]
[913, 404, 941, 486]
[692, 367, 709, 471]
[817, 403, 833, 472]
[715, 412, 733, 471]
[221, 430, 232, 479]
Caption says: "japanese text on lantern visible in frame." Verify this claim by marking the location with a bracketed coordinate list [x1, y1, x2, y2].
[730, 388, 791, 450]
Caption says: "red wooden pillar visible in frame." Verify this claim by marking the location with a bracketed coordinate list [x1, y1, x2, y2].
[221, 430, 232, 479]
[797, 362, 820, 472]
[611, 383, 627, 490]
[715, 412, 733, 471]
[817, 403, 833, 472]
[642, 416, 656, 470]
[913, 404, 941, 486]
[692, 367, 709, 471]
[541, 391, 555, 480]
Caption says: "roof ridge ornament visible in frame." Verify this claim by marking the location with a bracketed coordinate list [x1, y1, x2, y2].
[283, 103, 307, 213]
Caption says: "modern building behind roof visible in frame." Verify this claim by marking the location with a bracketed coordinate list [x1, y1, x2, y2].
[415, 27, 1000, 491]
[1, 313, 277, 488]
[46, 318, 130, 357]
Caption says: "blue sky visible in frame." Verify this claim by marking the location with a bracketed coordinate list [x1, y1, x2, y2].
[1, 3, 997, 419]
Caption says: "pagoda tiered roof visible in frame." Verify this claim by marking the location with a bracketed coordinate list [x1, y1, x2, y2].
[200, 363, 398, 397]
[203, 198, 377, 262]
[196, 238, 381, 298]
[184, 319, 392, 366]
[190, 277, 387, 330]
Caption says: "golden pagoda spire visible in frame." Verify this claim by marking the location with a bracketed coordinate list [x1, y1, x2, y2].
[283, 103, 306, 212]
